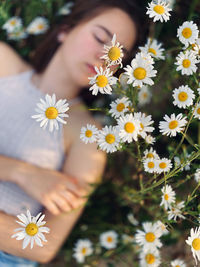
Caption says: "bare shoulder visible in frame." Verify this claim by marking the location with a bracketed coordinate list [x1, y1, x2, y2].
[0, 41, 31, 77]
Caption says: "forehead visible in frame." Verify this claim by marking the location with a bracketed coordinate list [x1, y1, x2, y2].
[83, 8, 137, 51]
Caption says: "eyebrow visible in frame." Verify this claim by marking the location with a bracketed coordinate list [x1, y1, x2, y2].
[95, 24, 129, 55]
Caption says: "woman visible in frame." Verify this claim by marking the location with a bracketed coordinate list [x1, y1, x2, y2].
[0, 0, 143, 265]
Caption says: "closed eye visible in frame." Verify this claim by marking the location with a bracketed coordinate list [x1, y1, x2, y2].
[93, 34, 106, 45]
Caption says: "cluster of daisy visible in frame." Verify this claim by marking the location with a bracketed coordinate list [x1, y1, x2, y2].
[2, 16, 49, 40]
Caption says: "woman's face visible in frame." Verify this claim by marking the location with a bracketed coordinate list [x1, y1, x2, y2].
[59, 7, 137, 87]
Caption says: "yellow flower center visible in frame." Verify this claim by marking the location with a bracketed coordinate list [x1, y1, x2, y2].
[145, 232, 155, 242]
[38, 24, 44, 30]
[169, 120, 178, 129]
[124, 122, 135, 133]
[153, 5, 165, 14]
[108, 47, 121, 61]
[192, 238, 200, 250]
[147, 153, 154, 158]
[182, 59, 191, 68]
[25, 223, 38, 236]
[85, 130, 93, 138]
[133, 67, 147, 80]
[148, 48, 157, 55]
[45, 107, 58, 119]
[143, 92, 147, 98]
[148, 162, 155, 168]
[164, 194, 169, 200]
[107, 236, 113, 243]
[159, 162, 167, 169]
[175, 265, 180, 267]
[197, 108, 200, 115]
[178, 92, 188, 101]
[81, 247, 87, 255]
[116, 103, 125, 112]
[105, 134, 115, 144]
[182, 27, 192, 39]
[145, 253, 155, 264]
[96, 75, 108, 87]
[10, 20, 17, 26]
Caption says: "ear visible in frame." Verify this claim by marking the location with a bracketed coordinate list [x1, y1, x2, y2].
[57, 32, 67, 42]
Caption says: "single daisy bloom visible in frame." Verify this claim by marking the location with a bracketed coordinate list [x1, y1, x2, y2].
[167, 201, 186, 221]
[11, 210, 50, 249]
[100, 230, 118, 249]
[109, 97, 131, 119]
[135, 222, 162, 250]
[121, 234, 135, 245]
[185, 227, 200, 264]
[194, 169, 200, 183]
[146, 0, 172, 23]
[145, 135, 156, 145]
[175, 50, 199, 76]
[157, 158, 172, 173]
[97, 125, 120, 153]
[139, 38, 165, 60]
[7, 29, 28, 41]
[172, 85, 195, 108]
[143, 158, 158, 173]
[80, 124, 99, 144]
[124, 55, 157, 88]
[117, 113, 141, 143]
[193, 103, 200, 120]
[134, 112, 155, 139]
[2, 16, 22, 33]
[171, 259, 186, 267]
[26, 17, 49, 35]
[155, 220, 169, 235]
[88, 66, 117, 95]
[73, 239, 93, 263]
[100, 33, 124, 67]
[31, 93, 69, 132]
[160, 184, 176, 210]
[127, 213, 139, 226]
[159, 113, 187, 137]
[138, 86, 152, 106]
[177, 21, 199, 47]
[57, 2, 74, 16]
[143, 147, 159, 160]
[139, 247, 161, 267]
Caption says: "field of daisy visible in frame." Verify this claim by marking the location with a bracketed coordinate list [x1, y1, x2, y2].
[1, 0, 200, 266]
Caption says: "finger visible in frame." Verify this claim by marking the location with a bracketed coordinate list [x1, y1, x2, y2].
[60, 190, 86, 209]
[42, 197, 61, 215]
[63, 176, 89, 197]
[50, 193, 71, 213]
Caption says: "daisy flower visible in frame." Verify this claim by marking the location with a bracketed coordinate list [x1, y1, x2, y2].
[26, 17, 49, 35]
[194, 169, 200, 183]
[73, 239, 93, 263]
[155, 220, 169, 235]
[88, 66, 117, 95]
[135, 222, 162, 250]
[80, 124, 99, 144]
[146, 0, 172, 23]
[172, 85, 195, 108]
[100, 230, 118, 249]
[145, 135, 156, 145]
[139, 247, 161, 267]
[97, 125, 120, 153]
[175, 50, 199, 76]
[160, 184, 176, 210]
[171, 259, 186, 267]
[127, 213, 139, 226]
[124, 55, 157, 88]
[138, 86, 152, 106]
[11, 210, 50, 249]
[143, 147, 159, 160]
[167, 201, 186, 221]
[134, 112, 155, 138]
[100, 33, 124, 67]
[157, 158, 172, 173]
[109, 97, 131, 119]
[186, 227, 200, 264]
[159, 113, 187, 137]
[177, 21, 199, 47]
[139, 38, 165, 60]
[143, 158, 158, 173]
[57, 2, 74, 16]
[31, 93, 69, 132]
[193, 103, 200, 120]
[117, 113, 141, 143]
[2, 17, 22, 33]
[7, 29, 28, 41]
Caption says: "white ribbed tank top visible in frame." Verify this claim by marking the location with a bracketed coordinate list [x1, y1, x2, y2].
[0, 70, 78, 216]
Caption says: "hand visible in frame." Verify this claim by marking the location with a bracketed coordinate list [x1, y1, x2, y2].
[17, 166, 89, 215]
